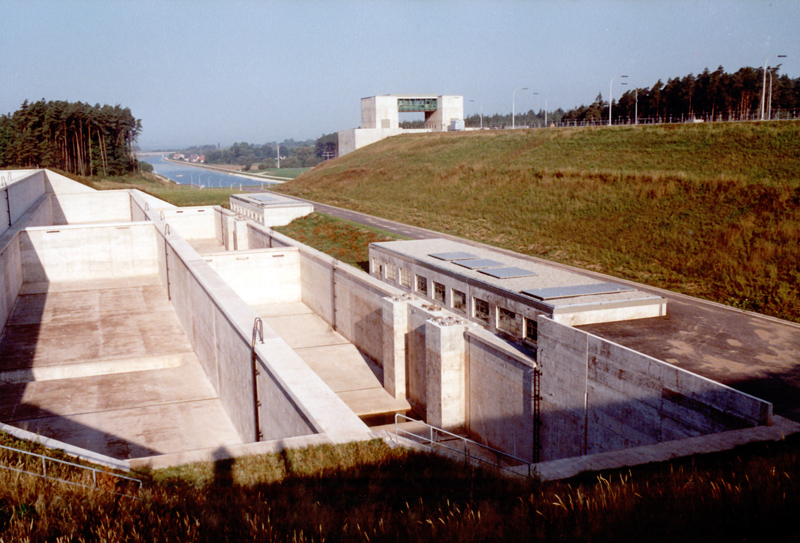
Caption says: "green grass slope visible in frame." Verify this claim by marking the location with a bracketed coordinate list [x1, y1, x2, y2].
[275, 122, 800, 322]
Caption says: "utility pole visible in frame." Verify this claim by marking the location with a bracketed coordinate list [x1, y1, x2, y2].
[276, 143, 280, 169]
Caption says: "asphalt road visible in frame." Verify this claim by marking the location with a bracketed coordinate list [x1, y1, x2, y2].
[248, 189, 800, 423]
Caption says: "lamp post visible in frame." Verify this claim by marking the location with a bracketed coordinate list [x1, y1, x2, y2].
[609, 75, 628, 126]
[761, 55, 786, 120]
[542, 96, 549, 126]
[512, 87, 528, 129]
[530, 92, 539, 127]
[470, 99, 483, 129]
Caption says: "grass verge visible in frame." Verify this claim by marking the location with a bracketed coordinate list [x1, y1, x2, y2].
[274, 212, 407, 270]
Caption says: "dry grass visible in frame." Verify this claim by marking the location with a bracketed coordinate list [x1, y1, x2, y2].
[275, 122, 800, 321]
[1, 431, 798, 542]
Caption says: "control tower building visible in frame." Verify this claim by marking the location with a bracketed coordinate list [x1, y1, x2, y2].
[338, 94, 464, 156]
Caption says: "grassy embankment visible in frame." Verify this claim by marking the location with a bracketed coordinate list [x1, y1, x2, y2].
[1, 428, 798, 542]
[274, 122, 800, 322]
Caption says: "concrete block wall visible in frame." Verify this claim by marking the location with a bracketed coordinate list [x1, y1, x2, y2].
[20, 223, 160, 284]
[465, 329, 538, 462]
[426, 317, 468, 431]
[204, 249, 302, 305]
[161, 207, 217, 240]
[51, 191, 132, 225]
[538, 317, 772, 461]
[404, 302, 450, 418]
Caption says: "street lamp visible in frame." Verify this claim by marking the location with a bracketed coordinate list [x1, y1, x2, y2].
[512, 87, 528, 129]
[761, 55, 786, 120]
[470, 99, 483, 129]
[609, 75, 628, 126]
[541, 96, 549, 126]
[530, 93, 539, 127]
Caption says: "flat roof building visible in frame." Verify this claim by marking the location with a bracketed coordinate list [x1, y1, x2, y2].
[369, 238, 667, 345]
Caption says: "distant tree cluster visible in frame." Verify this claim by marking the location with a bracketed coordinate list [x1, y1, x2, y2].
[196, 139, 324, 169]
[315, 132, 338, 160]
[0, 99, 141, 176]
[465, 65, 800, 128]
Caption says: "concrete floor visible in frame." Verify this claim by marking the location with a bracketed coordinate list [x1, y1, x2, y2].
[255, 301, 411, 423]
[0, 276, 242, 459]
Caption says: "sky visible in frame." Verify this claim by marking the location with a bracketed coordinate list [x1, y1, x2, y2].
[1, 0, 798, 150]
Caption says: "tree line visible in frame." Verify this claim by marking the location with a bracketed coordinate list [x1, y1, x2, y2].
[464, 65, 800, 128]
[190, 138, 328, 170]
[0, 99, 141, 176]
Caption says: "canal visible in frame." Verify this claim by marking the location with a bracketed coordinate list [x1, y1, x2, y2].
[141, 156, 278, 189]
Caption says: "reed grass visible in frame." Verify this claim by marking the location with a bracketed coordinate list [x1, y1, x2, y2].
[275, 122, 800, 321]
[1, 433, 798, 541]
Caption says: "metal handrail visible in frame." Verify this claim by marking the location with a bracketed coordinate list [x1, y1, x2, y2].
[0, 444, 142, 499]
[251, 317, 264, 441]
[392, 414, 533, 477]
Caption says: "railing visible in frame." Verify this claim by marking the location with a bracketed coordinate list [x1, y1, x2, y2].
[251, 317, 264, 441]
[391, 414, 533, 478]
[0, 444, 142, 499]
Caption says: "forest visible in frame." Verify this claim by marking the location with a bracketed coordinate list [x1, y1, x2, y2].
[0, 99, 141, 176]
[461, 65, 800, 128]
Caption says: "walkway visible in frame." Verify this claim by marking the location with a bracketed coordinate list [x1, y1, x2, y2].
[254, 301, 411, 424]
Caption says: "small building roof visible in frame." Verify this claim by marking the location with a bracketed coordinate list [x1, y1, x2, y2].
[371, 238, 662, 309]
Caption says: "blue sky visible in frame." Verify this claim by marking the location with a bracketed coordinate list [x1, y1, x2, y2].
[1, 0, 798, 150]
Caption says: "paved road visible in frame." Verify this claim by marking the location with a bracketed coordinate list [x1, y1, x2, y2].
[248, 189, 800, 422]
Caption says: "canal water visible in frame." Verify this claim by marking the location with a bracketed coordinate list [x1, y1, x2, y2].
[141, 156, 277, 188]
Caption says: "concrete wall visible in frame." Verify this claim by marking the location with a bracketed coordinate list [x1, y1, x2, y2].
[428, 95, 464, 131]
[537, 317, 772, 462]
[466, 329, 537, 462]
[0, 234, 22, 332]
[21, 222, 160, 284]
[242, 222, 404, 367]
[161, 207, 217, 240]
[42, 170, 95, 195]
[160, 224, 370, 444]
[204, 248, 302, 305]
[51, 191, 132, 225]
[1, 171, 46, 237]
